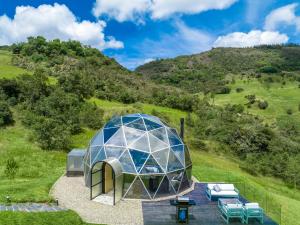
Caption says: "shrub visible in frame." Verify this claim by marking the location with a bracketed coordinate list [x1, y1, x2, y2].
[0, 101, 14, 126]
[5, 158, 19, 179]
[216, 86, 231, 94]
[259, 66, 278, 73]
[245, 94, 256, 104]
[33, 118, 71, 150]
[258, 100, 268, 110]
[287, 109, 293, 115]
[80, 103, 104, 129]
[299, 103, 300, 112]
[236, 87, 244, 93]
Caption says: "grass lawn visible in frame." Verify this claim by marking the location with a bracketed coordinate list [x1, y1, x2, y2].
[0, 211, 97, 225]
[214, 79, 300, 129]
[0, 119, 66, 203]
[0, 50, 30, 79]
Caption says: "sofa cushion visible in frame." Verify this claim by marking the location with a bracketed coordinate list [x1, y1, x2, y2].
[245, 203, 260, 209]
[210, 190, 238, 196]
[214, 184, 221, 192]
[226, 203, 243, 209]
[219, 184, 235, 191]
[207, 183, 216, 190]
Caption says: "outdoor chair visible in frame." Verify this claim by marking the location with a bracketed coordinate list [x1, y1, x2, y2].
[219, 202, 244, 224]
[243, 203, 264, 224]
[206, 183, 239, 200]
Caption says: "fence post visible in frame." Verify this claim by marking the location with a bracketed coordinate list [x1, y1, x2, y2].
[280, 205, 282, 225]
[265, 194, 268, 213]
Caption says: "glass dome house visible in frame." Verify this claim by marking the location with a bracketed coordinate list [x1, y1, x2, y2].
[83, 113, 192, 203]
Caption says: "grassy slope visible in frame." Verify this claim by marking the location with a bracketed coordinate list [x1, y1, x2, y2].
[0, 50, 29, 78]
[0, 211, 96, 225]
[214, 78, 300, 129]
[0, 116, 66, 203]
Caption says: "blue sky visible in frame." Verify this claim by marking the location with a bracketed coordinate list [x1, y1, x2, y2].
[0, 0, 300, 69]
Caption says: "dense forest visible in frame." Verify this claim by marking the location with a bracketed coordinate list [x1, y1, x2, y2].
[0, 37, 300, 188]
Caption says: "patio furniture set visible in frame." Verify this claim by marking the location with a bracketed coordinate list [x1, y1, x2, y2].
[207, 183, 264, 224]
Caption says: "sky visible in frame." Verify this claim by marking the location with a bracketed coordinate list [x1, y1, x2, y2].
[0, 0, 300, 70]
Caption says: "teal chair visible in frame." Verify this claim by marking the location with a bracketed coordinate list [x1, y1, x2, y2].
[219, 203, 244, 224]
[243, 203, 264, 224]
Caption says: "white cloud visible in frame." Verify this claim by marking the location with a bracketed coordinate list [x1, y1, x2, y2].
[0, 3, 123, 50]
[143, 58, 155, 64]
[92, 0, 150, 23]
[117, 21, 214, 69]
[213, 30, 288, 47]
[92, 0, 238, 22]
[151, 0, 238, 19]
[264, 3, 300, 32]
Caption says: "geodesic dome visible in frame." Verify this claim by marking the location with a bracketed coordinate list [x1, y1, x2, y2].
[84, 113, 192, 199]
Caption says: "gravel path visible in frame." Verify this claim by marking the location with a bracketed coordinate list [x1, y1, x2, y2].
[51, 176, 143, 225]
[0, 203, 66, 212]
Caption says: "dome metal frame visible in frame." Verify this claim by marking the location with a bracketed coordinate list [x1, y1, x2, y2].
[84, 113, 192, 200]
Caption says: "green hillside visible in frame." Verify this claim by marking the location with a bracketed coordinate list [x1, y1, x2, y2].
[1, 39, 300, 225]
[136, 46, 300, 94]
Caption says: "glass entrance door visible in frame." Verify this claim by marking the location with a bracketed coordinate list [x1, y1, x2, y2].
[90, 161, 103, 200]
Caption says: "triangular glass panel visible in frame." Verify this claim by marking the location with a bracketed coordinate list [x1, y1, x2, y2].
[140, 155, 164, 174]
[123, 174, 136, 196]
[149, 127, 169, 144]
[154, 175, 176, 198]
[122, 116, 139, 124]
[103, 127, 118, 143]
[90, 146, 102, 165]
[119, 150, 136, 173]
[167, 129, 182, 146]
[105, 116, 122, 128]
[140, 114, 163, 124]
[124, 177, 150, 199]
[126, 113, 141, 117]
[84, 150, 91, 166]
[167, 150, 184, 172]
[92, 147, 106, 164]
[152, 148, 169, 172]
[179, 171, 190, 193]
[125, 118, 146, 131]
[123, 126, 145, 146]
[105, 146, 125, 159]
[171, 145, 185, 166]
[167, 170, 184, 193]
[129, 134, 150, 152]
[148, 133, 169, 152]
[186, 165, 192, 185]
[90, 130, 104, 146]
[184, 147, 192, 166]
[105, 127, 126, 147]
[170, 128, 179, 136]
[140, 175, 164, 198]
[129, 149, 149, 173]
[144, 118, 163, 131]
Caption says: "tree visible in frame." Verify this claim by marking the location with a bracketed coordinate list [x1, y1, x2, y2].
[0, 101, 14, 126]
[33, 118, 71, 150]
[80, 103, 104, 129]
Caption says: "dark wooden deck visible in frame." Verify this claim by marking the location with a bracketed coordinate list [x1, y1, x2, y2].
[142, 183, 278, 225]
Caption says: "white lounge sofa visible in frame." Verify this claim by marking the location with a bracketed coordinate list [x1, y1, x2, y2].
[206, 183, 239, 200]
